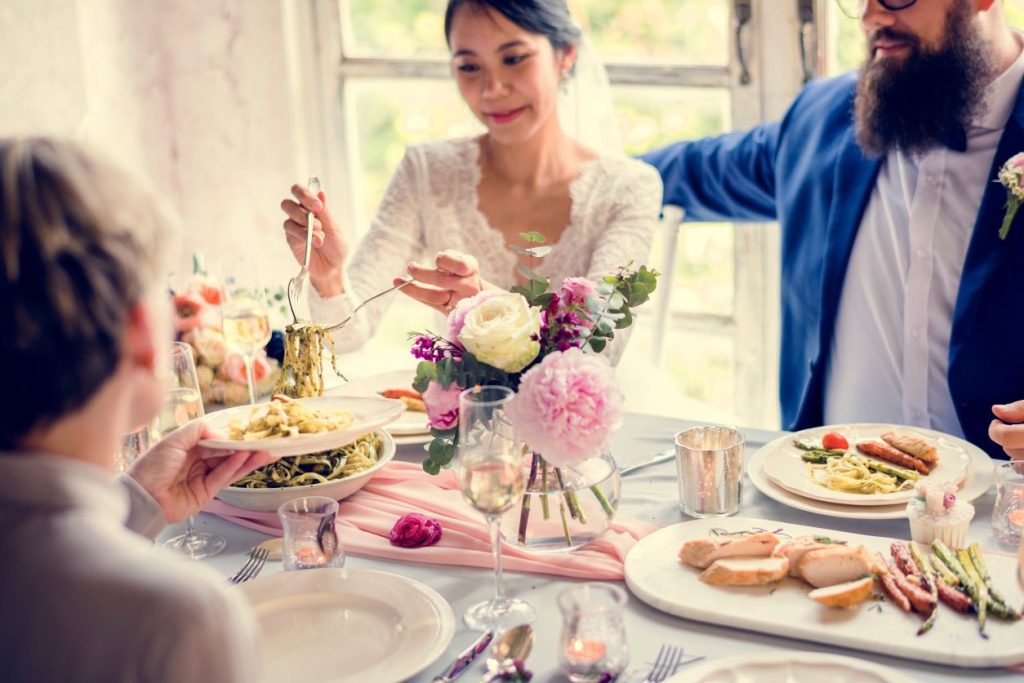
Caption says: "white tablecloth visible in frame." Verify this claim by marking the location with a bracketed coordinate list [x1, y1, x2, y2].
[160, 413, 1019, 682]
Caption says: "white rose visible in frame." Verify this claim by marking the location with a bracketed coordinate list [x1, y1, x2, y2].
[457, 292, 541, 373]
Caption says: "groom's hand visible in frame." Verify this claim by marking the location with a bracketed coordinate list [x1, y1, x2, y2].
[990, 401, 1024, 460]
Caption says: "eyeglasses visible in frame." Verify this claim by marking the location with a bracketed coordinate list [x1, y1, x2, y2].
[837, 0, 918, 19]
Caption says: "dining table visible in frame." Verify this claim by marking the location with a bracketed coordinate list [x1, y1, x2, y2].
[159, 412, 1022, 682]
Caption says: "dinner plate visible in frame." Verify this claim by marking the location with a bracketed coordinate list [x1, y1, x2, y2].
[199, 396, 405, 457]
[328, 370, 431, 437]
[761, 423, 969, 506]
[665, 652, 916, 683]
[748, 435, 994, 520]
[241, 568, 455, 683]
[625, 516, 1024, 667]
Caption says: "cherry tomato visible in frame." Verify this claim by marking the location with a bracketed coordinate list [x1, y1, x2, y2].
[822, 432, 849, 451]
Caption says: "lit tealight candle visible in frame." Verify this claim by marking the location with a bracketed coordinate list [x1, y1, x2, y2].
[566, 638, 607, 666]
[1008, 509, 1024, 532]
[294, 544, 327, 567]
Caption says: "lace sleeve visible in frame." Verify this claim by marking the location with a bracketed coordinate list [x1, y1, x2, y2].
[309, 148, 427, 352]
[586, 160, 664, 365]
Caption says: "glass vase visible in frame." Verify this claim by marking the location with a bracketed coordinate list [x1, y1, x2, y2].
[500, 451, 621, 551]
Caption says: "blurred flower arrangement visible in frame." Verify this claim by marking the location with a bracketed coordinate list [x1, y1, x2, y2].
[171, 256, 285, 407]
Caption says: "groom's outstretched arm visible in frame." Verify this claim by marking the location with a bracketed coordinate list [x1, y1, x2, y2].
[640, 121, 781, 224]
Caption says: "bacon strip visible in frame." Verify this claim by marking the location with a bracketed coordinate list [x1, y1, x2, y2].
[856, 441, 929, 475]
[889, 564, 936, 614]
[936, 581, 973, 613]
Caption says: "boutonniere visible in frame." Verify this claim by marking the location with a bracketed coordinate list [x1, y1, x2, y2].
[996, 152, 1024, 240]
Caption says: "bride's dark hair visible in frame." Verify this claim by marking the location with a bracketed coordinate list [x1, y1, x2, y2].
[444, 0, 581, 51]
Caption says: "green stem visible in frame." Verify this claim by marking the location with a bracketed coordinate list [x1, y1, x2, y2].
[554, 468, 578, 520]
[590, 484, 615, 517]
[1001, 196, 1020, 240]
[558, 500, 573, 546]
[517, 453, 540, 545]
[540, 461, 550, 520]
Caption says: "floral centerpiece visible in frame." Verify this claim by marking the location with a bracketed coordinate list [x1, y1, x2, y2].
[410, 233, 658, 547]
[171, 257, 282, 407]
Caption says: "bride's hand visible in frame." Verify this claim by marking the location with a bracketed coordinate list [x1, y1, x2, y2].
[401, 250, 489, 315]
[280, 184, 348, 297]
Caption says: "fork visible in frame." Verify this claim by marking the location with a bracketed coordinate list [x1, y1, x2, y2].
[642, 644, 685, 683]
[286, 176, 320, 325]
[322, 278, 413, 333]
[228, 546, 269, 584]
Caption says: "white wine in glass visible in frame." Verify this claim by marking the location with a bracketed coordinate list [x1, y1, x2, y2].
[219, 257, 272, 404]
[457, 385, 535, 632]
[161, 342, 225, 559]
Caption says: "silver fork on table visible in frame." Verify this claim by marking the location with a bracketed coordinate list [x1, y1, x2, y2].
[228, 546, 269, 584]
[322, 278, 413, 333]
[643, 644, 685, 683]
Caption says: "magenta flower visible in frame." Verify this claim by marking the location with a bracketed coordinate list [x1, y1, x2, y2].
[389, 513, 442, 548]
[507, 347, 623, 468]
[422, 380, 461, 430]
[447, 289, 507, 340]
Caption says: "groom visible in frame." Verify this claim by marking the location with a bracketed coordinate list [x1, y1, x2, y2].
[642, 0, 1024, 458]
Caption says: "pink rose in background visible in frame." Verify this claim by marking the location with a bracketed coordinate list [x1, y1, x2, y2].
[224, 351, 270, 385]
[560, 276, 597, 304]
[507, 347, 623, 469]
[1009, 152, 1024, 172]
[389, 513, 443, 548]
[172, 292, 207, 333]
[422, 381, 461, 430]
[447, 289, 507, 340]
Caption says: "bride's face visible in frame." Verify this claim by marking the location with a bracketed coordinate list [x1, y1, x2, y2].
[448, 6, 575, 145]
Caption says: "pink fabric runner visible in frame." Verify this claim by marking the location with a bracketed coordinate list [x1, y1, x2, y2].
[205, 461, 658, 580]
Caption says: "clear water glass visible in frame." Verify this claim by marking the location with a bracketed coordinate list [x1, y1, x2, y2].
[162, 342, 225, 559]
[457, 385, 535, 631]
[219, 257, 271, 405]
[992, 461, 1024, 547]
[557, 583, 629, 683]
[278, 497, 344, 570]
[675, 426, 744, 518]
[118, 423, 155, 473]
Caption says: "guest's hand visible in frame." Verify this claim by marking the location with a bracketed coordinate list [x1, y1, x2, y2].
[127, 420, 277, 524]
[401, 250, 491, 315]
[280, 184, 348, 297]
[990, 401, 1024, 460]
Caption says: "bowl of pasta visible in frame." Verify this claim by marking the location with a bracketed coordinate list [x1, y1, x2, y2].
[215, 429, 396, 512]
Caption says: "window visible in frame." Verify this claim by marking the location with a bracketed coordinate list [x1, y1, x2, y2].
[317, 1, 805, 426]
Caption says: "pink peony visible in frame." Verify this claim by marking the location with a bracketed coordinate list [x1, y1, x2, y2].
[224, 351, 270, 384]
[422, 381, 461, 430]
[172, 292, 207, 333]
[560, 276, 597, 304]
[447, 289, 507, 341]
[1010, 152, 1024, 171]
[389, 513, 443, 548]
[507, 347, 623, 468]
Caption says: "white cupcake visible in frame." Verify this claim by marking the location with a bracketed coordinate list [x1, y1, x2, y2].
[906, 481, 974, 549]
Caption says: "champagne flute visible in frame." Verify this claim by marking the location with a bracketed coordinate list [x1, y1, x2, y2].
[161, 342, 225, 559]
[457, 385, 536, 631]
[219, 257, 272, 404]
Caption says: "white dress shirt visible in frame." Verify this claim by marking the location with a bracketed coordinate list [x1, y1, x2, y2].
[824, 39, 1024, 436]
[0, 453, 259, 683]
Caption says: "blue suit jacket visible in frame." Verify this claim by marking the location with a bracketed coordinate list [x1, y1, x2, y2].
[641, 73, 1024, 458]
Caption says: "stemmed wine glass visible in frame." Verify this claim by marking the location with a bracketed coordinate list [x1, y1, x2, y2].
[161, 342, 225, 559]
[457, 385, 536, 631]
[219, 257, 272, 404]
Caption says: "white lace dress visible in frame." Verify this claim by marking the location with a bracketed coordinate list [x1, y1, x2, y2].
[310, 136, 663, 359]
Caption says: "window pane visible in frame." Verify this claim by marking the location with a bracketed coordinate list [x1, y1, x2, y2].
[344, 0, 448, 59]
[823, 4, 864, 76]
[577, 0, 730, 66]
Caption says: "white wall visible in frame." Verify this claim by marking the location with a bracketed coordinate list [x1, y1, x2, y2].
[0, 0, 303, 287]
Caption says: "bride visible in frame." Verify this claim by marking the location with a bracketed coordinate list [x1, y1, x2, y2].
[278, 0, 663, 355]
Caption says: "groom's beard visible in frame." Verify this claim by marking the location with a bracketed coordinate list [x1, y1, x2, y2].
[854, 2, 993, 158]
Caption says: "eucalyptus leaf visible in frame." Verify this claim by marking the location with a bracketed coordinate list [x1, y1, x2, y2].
[515, 264, 546, 284]
[519, 231, 546, 244]
[526, 245, 552, 258]
[589, 337, 607, 353]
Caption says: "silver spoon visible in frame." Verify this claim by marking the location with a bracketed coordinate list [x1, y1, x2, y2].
[286, 176, 320, 324]
[481, 624, 534, 683]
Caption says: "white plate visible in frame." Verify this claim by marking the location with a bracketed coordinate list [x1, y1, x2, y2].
[215, 430, 396, 512]
[625, 516, 1024, 668]
[666, 652, 916, 683]
[761, 424, 970, 506]
[328, 370, 430, 436]
[199, 396, 405, 457]
[748, 438, 994, 520]
[241, 568, 455, 683]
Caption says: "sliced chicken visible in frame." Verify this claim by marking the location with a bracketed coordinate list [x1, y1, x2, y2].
[881, 432, 938, 464]
[678, 532, 781, 570]
[699, 556, 790, 586]
[808, 577, 874, 608]
[772, 536, 833, 578]
[795, 545, 874, 588]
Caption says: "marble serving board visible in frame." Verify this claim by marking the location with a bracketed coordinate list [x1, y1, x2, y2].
[625, 516, 1024, 668]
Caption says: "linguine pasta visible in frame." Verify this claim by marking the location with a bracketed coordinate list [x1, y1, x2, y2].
[274, 323, 345, 398]
[807, 453, 918, 495]
[227, 397, 354, 440]
[232, 432, 383, 488]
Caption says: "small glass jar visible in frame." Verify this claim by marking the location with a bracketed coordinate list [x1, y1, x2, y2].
[277, 496, 344, 570]
[557, 583, 629, 682]
[991, 462, 1024, 547]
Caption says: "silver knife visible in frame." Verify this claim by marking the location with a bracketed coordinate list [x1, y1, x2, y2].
[620, 448, 675, 476]
[432, 630, 494, 682]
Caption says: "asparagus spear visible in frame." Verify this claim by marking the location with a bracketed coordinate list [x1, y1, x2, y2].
[908, 543, 940, 635]
[958, 548, 990, 638]
[968, 543, 1021, 620]
[931, 540, 973, 587]
[849, 454, 920, 482]
[930, 551, 961, 586]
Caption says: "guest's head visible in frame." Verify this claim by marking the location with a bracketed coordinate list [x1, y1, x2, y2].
[0, 138, 173, 455]
[852, 0, 1003, 157]
[444, 0, 581, 146]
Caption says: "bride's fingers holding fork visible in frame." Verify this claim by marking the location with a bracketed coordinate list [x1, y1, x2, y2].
[396, 277, 455, 315]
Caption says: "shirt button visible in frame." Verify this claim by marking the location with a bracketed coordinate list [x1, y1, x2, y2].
[915, 247, 927, 259]
[912, 326, 924, 339]
[926, 173, 940, 186]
